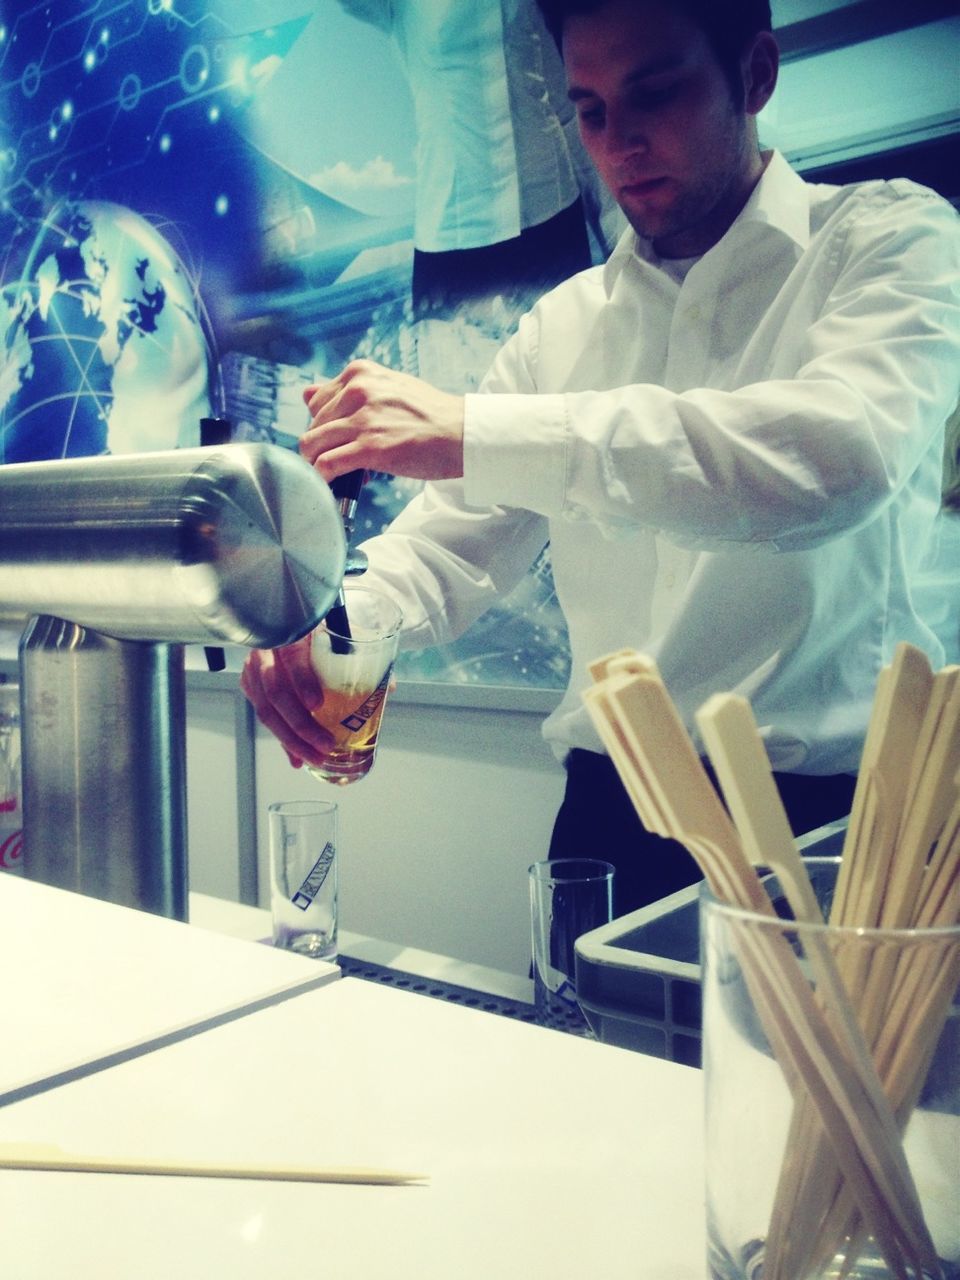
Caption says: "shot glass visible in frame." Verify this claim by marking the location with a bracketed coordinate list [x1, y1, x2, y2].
[529, 858, 615, 1034]
[308, 584, 403, 786]
[702, 857, 959, 1280]
[268, 799, 339, 960]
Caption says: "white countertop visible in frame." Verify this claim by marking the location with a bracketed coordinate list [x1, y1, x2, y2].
[0, 874, 337, 1105]
[0, 873, 707, 1277]
[0, 977, 706, 1278]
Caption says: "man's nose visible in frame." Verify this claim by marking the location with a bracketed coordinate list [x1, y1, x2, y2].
[604, 107, 647, 159]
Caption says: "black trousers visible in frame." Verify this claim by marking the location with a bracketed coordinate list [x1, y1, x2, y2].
[548, 748, 858, 917]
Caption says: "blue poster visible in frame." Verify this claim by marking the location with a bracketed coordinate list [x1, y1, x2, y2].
[0, 1, 608, 689]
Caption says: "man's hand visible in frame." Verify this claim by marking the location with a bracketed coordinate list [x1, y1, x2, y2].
[240, 635, 334, 770]
[300, 359, 465, 482]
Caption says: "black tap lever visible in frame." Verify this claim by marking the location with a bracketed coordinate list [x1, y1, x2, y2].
[326, 470, 366, 648]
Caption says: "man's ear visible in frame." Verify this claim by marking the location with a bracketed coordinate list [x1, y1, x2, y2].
[741, 31, 779, 116]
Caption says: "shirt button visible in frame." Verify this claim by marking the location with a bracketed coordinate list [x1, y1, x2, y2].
[663, 572, 676, 589]
[686, 305, 701, 322]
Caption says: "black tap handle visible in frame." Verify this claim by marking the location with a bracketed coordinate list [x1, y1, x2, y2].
[326, 470, 365, 651]
[200, 417, 232, 447]
[330, 469, 365, 502]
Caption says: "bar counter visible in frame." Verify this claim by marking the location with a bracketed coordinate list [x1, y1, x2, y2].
[0, 873, 707, 1278]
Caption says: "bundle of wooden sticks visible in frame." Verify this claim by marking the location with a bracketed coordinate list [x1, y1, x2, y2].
[583, 643, 959, 1280]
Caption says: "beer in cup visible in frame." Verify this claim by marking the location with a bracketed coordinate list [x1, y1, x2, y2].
[308, 583, 402, 785]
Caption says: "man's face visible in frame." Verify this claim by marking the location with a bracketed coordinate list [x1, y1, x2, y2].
[564, 0, 765, 257]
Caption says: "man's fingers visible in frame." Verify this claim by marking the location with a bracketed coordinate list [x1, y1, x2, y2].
[240, 646, 333, 768]
[298, 359, 464, 481]
[300, 438, 367, 482]
[272, 633, 322, 700]
[302, 377, 341, 416]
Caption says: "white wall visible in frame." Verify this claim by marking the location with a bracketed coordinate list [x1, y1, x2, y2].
[759, 17, 960, 168]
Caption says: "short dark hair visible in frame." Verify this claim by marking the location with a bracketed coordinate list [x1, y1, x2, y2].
[536, 0, 774, 108]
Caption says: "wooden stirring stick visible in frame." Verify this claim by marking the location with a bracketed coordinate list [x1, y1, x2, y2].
[0, 1142, 427, 1186]
[834, 644, 934, 929]
[693, 692, 913, 1093]
[881, 666, 960, 928]
[914, 781, 960, 928]
[694, 693, 825, 923]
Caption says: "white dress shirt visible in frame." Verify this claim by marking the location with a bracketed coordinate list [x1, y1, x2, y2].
[359, 151, 960, 774]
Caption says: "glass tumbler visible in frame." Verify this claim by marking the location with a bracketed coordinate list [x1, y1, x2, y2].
[702, 857, 959, 1280]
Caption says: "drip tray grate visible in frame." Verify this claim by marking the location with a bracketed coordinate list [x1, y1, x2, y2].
[337, 954, 543, 1025]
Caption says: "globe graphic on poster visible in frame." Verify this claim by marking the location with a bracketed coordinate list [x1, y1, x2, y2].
[0, 200, 211, 463]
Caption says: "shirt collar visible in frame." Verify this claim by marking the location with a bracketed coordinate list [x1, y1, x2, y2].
[603, 149, 811, 297]
[736, 149, 811, 250]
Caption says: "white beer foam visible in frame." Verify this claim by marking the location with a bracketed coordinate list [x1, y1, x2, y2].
[311, 630, 390, 695]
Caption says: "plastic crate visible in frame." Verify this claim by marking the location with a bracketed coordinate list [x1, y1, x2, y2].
[574, 818, 850, 1064]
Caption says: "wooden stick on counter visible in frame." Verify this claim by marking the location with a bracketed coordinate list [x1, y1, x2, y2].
[0, 1142, 429, 1186]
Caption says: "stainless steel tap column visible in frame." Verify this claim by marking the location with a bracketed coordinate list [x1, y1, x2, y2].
[0, 444, 346, 919]
[20, 617, 189, 918]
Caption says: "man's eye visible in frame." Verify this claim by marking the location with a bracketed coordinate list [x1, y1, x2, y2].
[577, 106, 605, 130]
[629, 84, 677, 110]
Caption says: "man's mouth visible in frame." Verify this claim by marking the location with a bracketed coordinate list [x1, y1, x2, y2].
[619, 176, 669, 199]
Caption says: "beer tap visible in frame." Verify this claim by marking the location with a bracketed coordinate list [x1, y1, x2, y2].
[332, 469, 368, 577]
[0, 443, 346, 919]
[326, 470, 367, 648]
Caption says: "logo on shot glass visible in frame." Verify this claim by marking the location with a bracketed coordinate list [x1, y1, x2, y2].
[291, 839, 336, 910]
[339, 668, 390, 733]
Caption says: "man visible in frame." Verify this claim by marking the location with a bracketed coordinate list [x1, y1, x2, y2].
[242, 0, 960, 914]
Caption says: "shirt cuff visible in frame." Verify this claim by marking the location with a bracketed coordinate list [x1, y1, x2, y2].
[462, 392, 568, 515]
